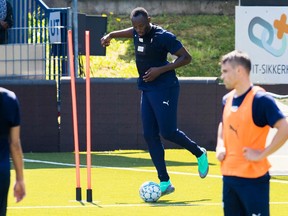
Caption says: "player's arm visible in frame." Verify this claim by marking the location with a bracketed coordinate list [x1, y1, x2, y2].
[143, 47, 192, 82]
[10, 126, 26, 202]
[216, 122, 226, 161]
[101, 27, 134, 47]
[243, 117, 288, 161]
[164, 46, 192, 70]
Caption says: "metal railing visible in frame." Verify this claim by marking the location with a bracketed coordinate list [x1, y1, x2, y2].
[0, 0, 71, 100]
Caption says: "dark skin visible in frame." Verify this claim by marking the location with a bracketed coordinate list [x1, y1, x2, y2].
[0, 21, 9, 29]
[100, 14, 192, 82]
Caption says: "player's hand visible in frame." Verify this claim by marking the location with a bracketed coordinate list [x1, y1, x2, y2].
[143, 67, 162, 82]
[100, 34, 111, 47]
[243, 147, 262, 161]
[216, 146, 226, 162]
[14, 180, 26, 203]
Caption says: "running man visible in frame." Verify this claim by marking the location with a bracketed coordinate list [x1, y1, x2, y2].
[101, 7, 209, 196]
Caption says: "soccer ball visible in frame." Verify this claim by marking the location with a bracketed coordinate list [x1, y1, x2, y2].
[139, 181, 161, 202]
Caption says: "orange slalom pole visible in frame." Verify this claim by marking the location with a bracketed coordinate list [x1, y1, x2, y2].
[68, 30, 81, 201]
[85, 31, 92, 202]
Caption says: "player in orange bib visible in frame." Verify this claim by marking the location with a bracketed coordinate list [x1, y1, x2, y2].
[216, 50, 288, 216]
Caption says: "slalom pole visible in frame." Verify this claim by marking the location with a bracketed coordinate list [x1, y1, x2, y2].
[85, 30, 92, 202]
[68, 29, 82, 201]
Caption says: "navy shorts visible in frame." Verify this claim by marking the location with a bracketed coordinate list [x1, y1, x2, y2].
[223, 173, 270, 216]
[0, 170, 10, 216]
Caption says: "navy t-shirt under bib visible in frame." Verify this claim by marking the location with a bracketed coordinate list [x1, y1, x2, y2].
[0, 88, 20, 182]
[133, 25, 183, 91]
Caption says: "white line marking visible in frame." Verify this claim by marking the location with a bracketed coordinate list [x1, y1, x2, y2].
[23, 159, 288, 184]
[8, 201, 288, 210]
[24, 159, 84, 167]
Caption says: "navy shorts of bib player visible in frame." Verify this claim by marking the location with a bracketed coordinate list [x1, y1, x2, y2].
[101, 7, 209, 196]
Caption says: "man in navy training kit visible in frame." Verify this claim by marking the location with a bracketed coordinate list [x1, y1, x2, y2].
[101, 7, 209, 196]
[0, 87, 26, 215]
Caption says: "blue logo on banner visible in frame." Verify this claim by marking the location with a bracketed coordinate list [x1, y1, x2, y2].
[248, 14, 287, 57]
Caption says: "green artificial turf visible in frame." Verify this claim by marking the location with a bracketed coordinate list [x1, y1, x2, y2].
[7, 150, 288, 216]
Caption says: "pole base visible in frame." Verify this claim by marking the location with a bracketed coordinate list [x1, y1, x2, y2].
[86, 189, 93, 202]
[76, 187, 82, 201]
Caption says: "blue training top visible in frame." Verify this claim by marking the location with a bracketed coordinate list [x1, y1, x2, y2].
[222, 86, 285, 127]
[133, 25, 182, 91]
[0, 88, 20, 176]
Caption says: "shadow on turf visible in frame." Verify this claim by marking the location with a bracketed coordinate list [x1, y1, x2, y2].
[78, 201, 103, 208]
[157, 198, 212, 205]
[116, 199, 212, 207]
[23, 152, 215, 169]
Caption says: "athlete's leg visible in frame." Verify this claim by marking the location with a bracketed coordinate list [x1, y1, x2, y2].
[0, 171, 10, 216]
[237, 174, 270, 216]
[223, 177, 245, 216]
[150, 86, 203, 157]
[141, 91, 169, 182]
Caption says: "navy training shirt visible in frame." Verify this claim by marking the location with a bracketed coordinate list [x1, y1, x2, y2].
[133, 25, 182, 90]
[0, 88, 20, 175]
[222, 86, 285, 127]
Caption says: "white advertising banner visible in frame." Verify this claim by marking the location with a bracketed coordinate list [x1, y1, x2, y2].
[49, 11, 61, 44]
[235, 6, 288, 84]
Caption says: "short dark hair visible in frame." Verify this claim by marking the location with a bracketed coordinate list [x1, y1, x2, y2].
[130, 7, 149, 19]
[220, 50, 251, 73]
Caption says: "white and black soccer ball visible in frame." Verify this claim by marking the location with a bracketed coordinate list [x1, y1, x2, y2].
[139, 181, 161, 202]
